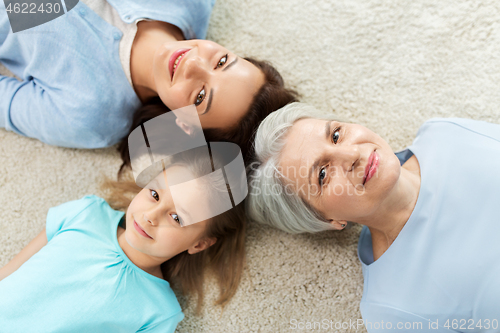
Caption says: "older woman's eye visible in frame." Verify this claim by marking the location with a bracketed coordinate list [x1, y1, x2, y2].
[150, 189, 159, 201]
[319, 167, 326, 187]
[332, 127, 341, 144]
[195, 88, 206, 106]
[216, 54, 228, 68]
[170, 213, 181, 225]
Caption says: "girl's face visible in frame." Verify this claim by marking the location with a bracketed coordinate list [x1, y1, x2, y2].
[124, 167, 215, 262]
[278, 118, 402, 222]
[152, 40, 265, 131]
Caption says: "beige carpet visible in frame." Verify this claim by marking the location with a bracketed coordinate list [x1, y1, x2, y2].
[2, 0, 500, 332]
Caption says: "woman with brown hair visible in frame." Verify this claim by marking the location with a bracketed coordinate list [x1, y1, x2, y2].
[118, 57, 297, 175]
[0, 0, 297, 153]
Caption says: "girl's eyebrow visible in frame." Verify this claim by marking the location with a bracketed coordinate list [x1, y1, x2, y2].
[176, 206, 192, 226]
[150, 178, 165, 190]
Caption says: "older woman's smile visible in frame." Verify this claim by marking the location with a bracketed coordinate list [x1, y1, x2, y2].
[363, 151, 380, 185]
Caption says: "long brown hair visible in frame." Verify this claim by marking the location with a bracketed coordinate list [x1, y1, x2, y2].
[102, 158, 246, 314]
[117, 58, 298, 178]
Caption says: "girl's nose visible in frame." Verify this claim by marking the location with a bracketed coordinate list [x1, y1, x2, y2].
[143, 213, 156, 226]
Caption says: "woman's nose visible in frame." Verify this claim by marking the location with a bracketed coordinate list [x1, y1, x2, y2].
[183, 56, 208, 80]
[332, 146, 360, 171]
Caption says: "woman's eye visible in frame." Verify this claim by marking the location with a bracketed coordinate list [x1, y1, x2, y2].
[195, 88, 206, 106]
[216, 54, 228, 68]
[170, 213, 181, 225]
[332, 127, 341, 144]
[150, 189, 159, 201]
[318, 167, 326, 187]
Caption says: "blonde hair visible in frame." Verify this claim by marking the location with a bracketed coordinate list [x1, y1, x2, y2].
[102, 154, 246, 314]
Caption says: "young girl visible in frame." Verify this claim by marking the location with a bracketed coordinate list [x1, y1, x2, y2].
[0, 153, 246, 332]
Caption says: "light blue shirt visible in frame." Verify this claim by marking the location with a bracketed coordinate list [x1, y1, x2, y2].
[0, 0, 214, 148]
[0, 195, 183, 333]
[358, 118, 500, 332]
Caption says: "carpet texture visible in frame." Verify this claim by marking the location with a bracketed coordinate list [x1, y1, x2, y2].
[1, 0, 500, 332]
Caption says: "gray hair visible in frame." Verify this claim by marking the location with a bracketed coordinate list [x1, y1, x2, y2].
[246, 102, 339, 234]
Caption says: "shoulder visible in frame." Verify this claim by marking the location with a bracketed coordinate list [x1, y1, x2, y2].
[418, 118, 500, 140]
[412, 117, 500, 151]
[48, 195, 105, 219]
[46, 195, 113, 241]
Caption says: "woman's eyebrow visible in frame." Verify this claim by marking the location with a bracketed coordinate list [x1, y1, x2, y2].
[308, 159, 321, 187]
[307, 122, 333, 188]
[325, 120, 333, 139]
[222, 57, 238, 71]
[200, 88, 214, 115]
[200, 58, 239, 115]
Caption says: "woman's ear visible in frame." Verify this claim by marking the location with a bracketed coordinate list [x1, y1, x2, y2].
[328, 220, 348, 230]
[187, 237, 217, 255]
[175, 118, 193, 136]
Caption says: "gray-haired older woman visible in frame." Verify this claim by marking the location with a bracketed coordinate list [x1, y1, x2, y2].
[247, 102, 500, 332]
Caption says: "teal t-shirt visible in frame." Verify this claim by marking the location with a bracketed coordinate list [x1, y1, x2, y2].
[0, 195, 184, 332]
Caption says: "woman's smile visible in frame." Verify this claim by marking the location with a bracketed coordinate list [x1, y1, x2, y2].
[169, 48, 191, 81]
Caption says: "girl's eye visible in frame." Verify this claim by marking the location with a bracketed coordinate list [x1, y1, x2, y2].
[332, 127, 341, 144]
[216, 54, 228, 68]
[195, 88, 206, 106]
[150, 189, 159, 201]
[318, 167, 326, 187]
[170, 213, 181, 225]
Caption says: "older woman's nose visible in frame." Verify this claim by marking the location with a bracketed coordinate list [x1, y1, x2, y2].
[332, 146, 360, 171]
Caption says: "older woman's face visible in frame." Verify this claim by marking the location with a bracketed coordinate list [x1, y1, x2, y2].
[278, 118, 401, 222]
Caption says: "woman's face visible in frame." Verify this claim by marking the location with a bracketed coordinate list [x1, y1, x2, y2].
[278, 118, 402, 222]
[124, 167, 214, 261]
[152, 40, 266, 131]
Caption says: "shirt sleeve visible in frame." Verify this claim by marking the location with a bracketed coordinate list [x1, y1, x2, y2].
[361, 303, 458, 333]
[0, 75, 109, 148]
[423, 118, 500, 143]
[46, 195, 101, 242]
[137, 311, 184, 333]
[151, 0, 216, 40]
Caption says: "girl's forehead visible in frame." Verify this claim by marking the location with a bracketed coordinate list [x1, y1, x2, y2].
[147, 165, 195, 190]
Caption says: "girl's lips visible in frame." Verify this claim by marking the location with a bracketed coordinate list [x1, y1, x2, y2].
[134, 220, 153, 239]
[169, 48, 190, 81]
[363, 151, 380, 185]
